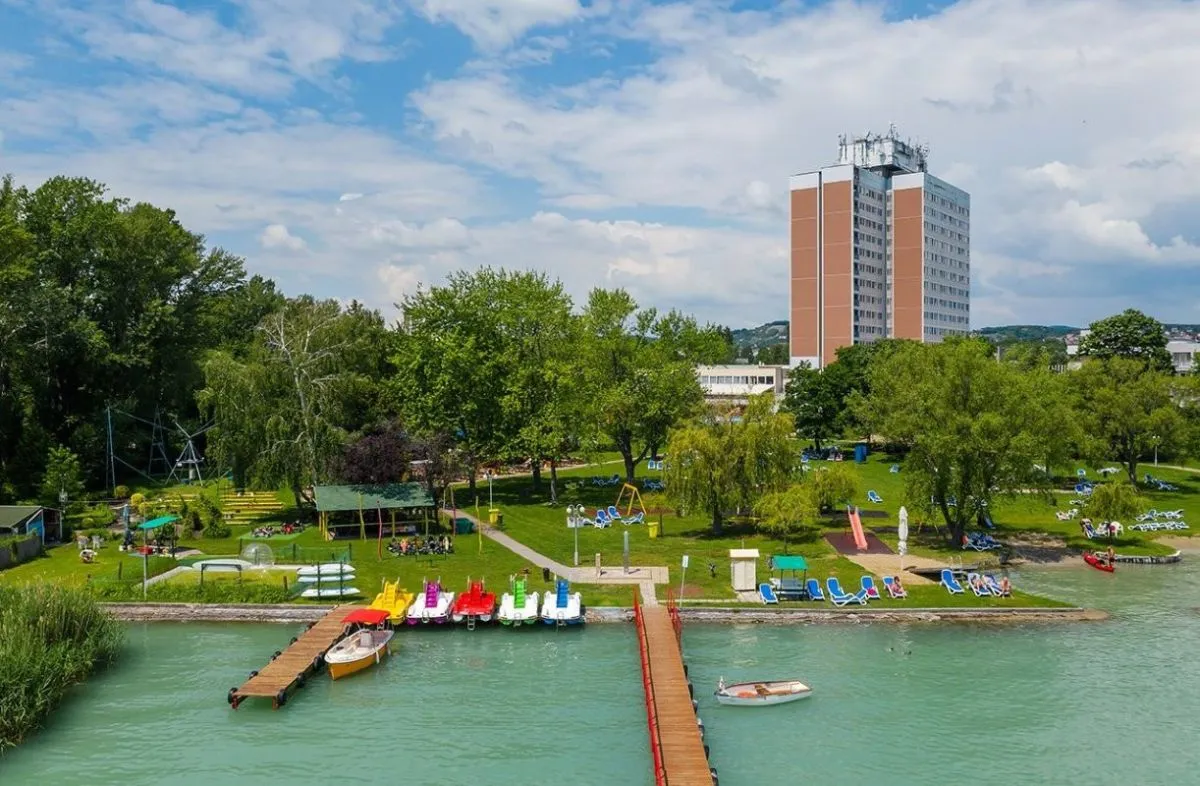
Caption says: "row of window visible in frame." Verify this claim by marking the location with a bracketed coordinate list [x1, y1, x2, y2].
[924, 206, 969, 231]
[854, 262, 884, 277]
[924, 266, 970, 285]
[854, 215, 885, 233]
[853, 231, 884, 248]
[925, 325, 969, 338]
[924, 297, 969, 311]
[855, 248, 885, 263]
[923, 221, 968, 247]
[699, 375, 777, 386]
[927, 193, 969, 217]
[855, 200, 884, 217]
[924, 313, 971, 325]
[926, 282, 969, 297]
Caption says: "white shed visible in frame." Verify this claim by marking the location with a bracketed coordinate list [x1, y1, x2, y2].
[728, 548, 760, 592]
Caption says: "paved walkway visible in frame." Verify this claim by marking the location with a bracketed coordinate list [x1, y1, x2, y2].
[840, 553, 947, 585]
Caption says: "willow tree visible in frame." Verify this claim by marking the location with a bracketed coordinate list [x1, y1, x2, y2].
[755, 484, 819, 552]
[855, 337, 1053, 546]
[662, 394, 795, 533]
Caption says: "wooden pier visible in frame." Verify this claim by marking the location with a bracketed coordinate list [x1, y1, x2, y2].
[635, 594, 714, 786]
[227, 605, 363, 709]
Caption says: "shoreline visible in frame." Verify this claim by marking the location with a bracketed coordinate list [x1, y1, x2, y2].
[102, 602, 1106, 624]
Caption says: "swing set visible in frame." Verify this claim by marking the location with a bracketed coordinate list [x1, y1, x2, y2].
[615, 483, 647, 519]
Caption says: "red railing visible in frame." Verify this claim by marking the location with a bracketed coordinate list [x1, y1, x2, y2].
[634, 589, 667, 786]
[665, 588, 683, 646]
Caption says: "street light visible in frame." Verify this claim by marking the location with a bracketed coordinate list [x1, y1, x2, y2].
[486, 471, 494, 508]
[568, 504, 584, 566]
[1152, 435, 1160, 466]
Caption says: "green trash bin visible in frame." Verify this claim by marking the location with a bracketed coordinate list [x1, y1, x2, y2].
[455, 518, 474, 535]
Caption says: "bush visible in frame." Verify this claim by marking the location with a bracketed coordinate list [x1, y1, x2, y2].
[0, 586, 123, 751]
[129, 492, 145, 509]
[202, 519, 231, 539]
[88, 578, 290, 604]
[113, 485, 130, 499]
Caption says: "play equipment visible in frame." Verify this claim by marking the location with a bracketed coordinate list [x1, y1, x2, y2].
[847, 506, 868, 551]
[616, 483, 648, 519]
[370, 579, 415, 623]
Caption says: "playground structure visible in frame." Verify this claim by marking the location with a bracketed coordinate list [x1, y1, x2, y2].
[616, 483, 648, 520]
[847, 506, 868, 551]
[104, 405, 214, 490]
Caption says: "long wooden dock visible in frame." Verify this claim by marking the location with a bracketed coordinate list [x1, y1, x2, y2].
[635, 595, 713, 786]
[227, 605, 363, 709]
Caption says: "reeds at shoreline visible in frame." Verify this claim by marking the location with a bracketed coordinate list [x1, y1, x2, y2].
[0, 586, 124, 751]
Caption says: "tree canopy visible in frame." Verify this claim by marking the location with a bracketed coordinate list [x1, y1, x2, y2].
[1079, 309, 1172, 372]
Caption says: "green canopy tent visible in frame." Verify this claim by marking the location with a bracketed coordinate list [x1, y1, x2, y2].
[135, 515, 179, 598]
[768, 554, 809, 601]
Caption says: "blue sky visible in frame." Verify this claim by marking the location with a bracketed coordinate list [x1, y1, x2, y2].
[2, 0, 1200, 329]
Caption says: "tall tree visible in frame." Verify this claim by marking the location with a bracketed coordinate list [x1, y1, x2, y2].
[662, 394, 795, 533]
[755, 484, 818, 552]
[575, 289, 725, 482]
[1071, 357, 1184, 485]
[1079, 309, 1172, 372]
[856, 337, 1054, 545]
[782, 363, 837, 448]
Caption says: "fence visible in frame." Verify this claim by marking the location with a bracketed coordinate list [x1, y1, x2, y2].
[0, 534, 43, 572]
[633, 588, 667, 786]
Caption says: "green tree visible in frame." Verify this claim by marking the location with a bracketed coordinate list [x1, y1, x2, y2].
[781, 363, 837, 448]
[40, 445, 85, 510]
[806, 463, 860, 512]
[1078, 309, 1172, 372]
[1084, 482, 1144, 530]
[999, 339, 1068, 370]
[1071, 357, 1184, 485]
[662, 394, 795, 533]
[755, 484, 818, 552]
[855, 337, 1054, 545]
[575, 289, 726, 482]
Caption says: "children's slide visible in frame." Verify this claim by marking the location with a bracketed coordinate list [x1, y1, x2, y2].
[848, 506, 868, 551]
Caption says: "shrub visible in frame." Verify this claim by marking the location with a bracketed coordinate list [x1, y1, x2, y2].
[129, 492, 145, 509]
[202, 519, 231, 539]
[0, 586, 123, 751]
[113, 485, 131, 499]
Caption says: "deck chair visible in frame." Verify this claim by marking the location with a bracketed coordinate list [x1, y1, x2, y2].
[983, 574, 1009, 597]
[859, 575, 881, 600]
[882, 576, 907, 598]
[889, 464, 900, 474]
[593, 510, 612, 528]
[965, 572, 990, 598]
[759, 583, 779, 604]
[805, 578, 826, 602]
[826, 578, 867, 606]
[606, 505, 625, 523]
[867, 490, 883, 504]
[940, 569, 964, 594]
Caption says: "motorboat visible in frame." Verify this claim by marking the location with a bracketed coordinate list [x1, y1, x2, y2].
[1084, 552, 1116, 572]
[714, 678, 812, 706]
[405, 579, 455, 625]
[452, 579, 497, 624]
[370, 579, 415, 624]
[324, 609, 394, 680]
[497, 577, 539, 626]
[539, 578, 584, 625]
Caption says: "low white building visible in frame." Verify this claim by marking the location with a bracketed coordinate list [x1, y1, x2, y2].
[1168, 340, 1198, 374]
[696, 365, 787, 406]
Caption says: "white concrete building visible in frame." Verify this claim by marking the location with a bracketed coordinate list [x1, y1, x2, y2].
[696, 365, 787, 405]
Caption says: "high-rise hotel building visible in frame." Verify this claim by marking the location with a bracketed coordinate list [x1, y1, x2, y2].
[789, 129, 970, 367]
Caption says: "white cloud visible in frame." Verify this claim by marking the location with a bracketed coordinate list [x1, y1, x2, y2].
[259, 223, 307, 251]
[339, 192, 364, 202]
[378, 262, 427, 306]
[409, 0, 589, 49]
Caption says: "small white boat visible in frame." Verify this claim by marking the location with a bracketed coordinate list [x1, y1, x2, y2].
[300, 586, 362, 599]
[539, 578, 584, 625]
[405, 579, 455, 625]
[296, 573, 356, 584]
[297, 563, 354, 577]
[714, 678, 812, 706]
[497, 577, 540, 626]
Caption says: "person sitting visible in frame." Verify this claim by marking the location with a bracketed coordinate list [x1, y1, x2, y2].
[971, 575, 987, 592]
[892, 576, 905, 595]
[999, 576, 1011, 596]
[1106, 545, 1116, 567]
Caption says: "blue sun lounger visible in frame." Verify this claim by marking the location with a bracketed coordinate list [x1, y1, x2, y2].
[882, 575, 907, 598]
[826, 577, 867, 606]
[860, 575, 881, 600]
[607, 506, 624, 523]
[940, 568, 964, 594]
[759, 583, 779, 604]
[805, 578, 825, 602]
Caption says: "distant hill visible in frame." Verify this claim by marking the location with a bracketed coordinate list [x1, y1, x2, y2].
[730, 320, 788, 350]
[975, 325, 1077, 343]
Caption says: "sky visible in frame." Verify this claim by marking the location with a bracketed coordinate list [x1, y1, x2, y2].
[2, 0, 1199, 329]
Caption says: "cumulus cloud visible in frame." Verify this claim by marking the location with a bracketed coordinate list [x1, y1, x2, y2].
[409, 0, 588, 49]
[259, 224, 307, 251]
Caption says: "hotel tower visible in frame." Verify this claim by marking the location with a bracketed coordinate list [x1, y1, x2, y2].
[788, 128, 970, 367]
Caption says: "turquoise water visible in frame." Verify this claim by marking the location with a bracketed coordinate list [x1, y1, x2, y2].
[2, 558, 1197, 785]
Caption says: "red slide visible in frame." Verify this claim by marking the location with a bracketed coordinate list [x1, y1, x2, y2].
[848, 506, 868, 551]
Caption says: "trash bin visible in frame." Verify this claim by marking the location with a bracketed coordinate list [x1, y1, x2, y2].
[542, 567, 551, 582]
[455, 518, 474, 535]
[648, 521, 660, 539]
[488, 508, 500, 525]
[494, 512, 504, 530]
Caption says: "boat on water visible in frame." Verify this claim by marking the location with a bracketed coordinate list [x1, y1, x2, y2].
[452, 579, 496, 624]
[539, 578, 584, 625]
[370, 579, 415, 624]
[324, 609, 394, 680]
[1084, 552, 1116, 572]
[406, 579, 455, 624]
[714, 678, 812, 706]
[497, 576, 539, 626]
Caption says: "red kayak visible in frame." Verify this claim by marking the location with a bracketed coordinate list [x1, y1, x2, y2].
[452, 580, 496, 623]
[1084, 553, 1115, 572]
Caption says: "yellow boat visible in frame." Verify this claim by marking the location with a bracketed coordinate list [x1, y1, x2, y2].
[370, 580, 415, 624]
[324, 609, 394, 681]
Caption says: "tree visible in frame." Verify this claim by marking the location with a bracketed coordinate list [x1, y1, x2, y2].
[1078, 309, 1172, 372]
[1085, 482, 1144, 530]
[755, 484, 818, 552]
[806, 463, 860, 512]
[999, 339, 1068, 370]
[339, 421, 413, 485]
[1071, 357, 1184, 485]
[855, 337, 1055, 546]
[781, 363, 837, 448]
[575, 288, 726, 482]
[662, 394, 795, 533]
[40, 445, 85, 510]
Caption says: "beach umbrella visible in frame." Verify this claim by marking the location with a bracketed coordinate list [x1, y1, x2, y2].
[898, 506, 909, 571]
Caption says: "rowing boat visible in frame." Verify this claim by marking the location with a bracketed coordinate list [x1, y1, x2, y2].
[715, 678, 812, 706]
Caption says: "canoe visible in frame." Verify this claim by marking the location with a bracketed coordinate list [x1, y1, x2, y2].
[296, 573, 356, 584]
[1084, 553, 1115, 572]
[297, 563, 355, 577]
[715, 679, 812, 706]
[300, 586, 362, 599]
[324, 628, 394, 680]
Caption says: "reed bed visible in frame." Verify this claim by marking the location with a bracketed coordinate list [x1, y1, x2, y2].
[0, 586, 123, 751]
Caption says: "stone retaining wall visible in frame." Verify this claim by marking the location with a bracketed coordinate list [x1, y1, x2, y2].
[103, 603, 332, 623]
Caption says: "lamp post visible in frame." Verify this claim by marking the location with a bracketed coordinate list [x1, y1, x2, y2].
[487, 472, 494, 508]
[1153, 435, 1159, 466]
[568, 504, 583, 566]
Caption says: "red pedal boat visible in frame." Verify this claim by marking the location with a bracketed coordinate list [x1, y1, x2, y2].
[452, 579, 497, 624]
[1084, 552, 1115, 572]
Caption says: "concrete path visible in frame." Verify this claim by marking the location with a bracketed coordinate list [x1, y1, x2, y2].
[840, 553, 947, 585]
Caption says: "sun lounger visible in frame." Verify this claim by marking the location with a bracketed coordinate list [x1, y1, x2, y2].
[859, 575, 882, 600]
[867, 490, 883, 504]
[965, 572, 990, 597]
[607, 506, 625, 523]
[624, 511, 645, 525]
[983, 574, 1010, 597]
[805, 578, 825, 602]
[759, 582, 778, 604]
[882, 576, 907, 598]
[593, 510, 612, 528]
[889, 464, 900, 473]
[826, 578, 867, 606]
[940, 569, 964, 594]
